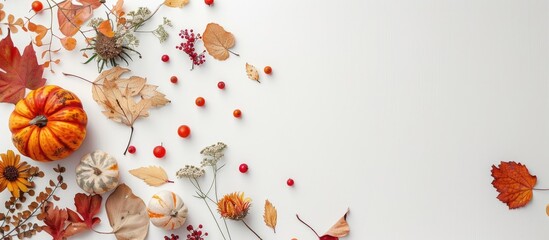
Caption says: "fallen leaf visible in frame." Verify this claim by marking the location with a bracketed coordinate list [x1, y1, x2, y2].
[28, 22, 48, 47]
[72, 193, 102, 229]
[7, 14, 24, 33]
[203, 23, 236, 60]
[0, 31, 46, 104]
[61, 37, 77, 50]
[42, 202, 69, 240]
[57, 0, 97, 37]
[97, 20, 115, 38]
[322, 209, 350, 238]
[263, 200, 277, 233]
[246, 63, 260, 83]
[491, 161, 537, 209]
[78, 0, 102, 9]
[164, 0, 189, 8]
[106, 184, 150, 240]
[112, 0, 124, 17]
[129, 166, 173, 187]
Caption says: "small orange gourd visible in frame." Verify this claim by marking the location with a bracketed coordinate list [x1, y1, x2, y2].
[9, 85, 88, 162]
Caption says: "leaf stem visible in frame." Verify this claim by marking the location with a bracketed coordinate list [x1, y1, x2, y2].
[62, 72, 96, 84]
[228, 49, 240, 57]
[296, 214, 320, 238]
[241, 220, 262, 240]
[533, 188, 549, 191]
[123, 126, 134, 155]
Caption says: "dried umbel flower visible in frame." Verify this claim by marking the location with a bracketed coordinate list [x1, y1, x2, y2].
[176, 165, 205, 179]
[200, 142, 227, 167]
[217, 192, 251, 220]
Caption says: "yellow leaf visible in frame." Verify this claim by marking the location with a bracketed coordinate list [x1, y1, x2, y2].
[203, 23, 237, 60]
[246, 63, 260, 83]
[61, 37, 77, 50]
[164, 0, 189, 8]
[129, 166, 172, 187]
[264, 200, 277, 233]
[97, 20, 115, 38]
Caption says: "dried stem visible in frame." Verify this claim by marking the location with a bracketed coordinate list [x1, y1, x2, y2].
[296, 214, 320, 238]
[62, 72, 96, 84]
[123, 126, 134, 155]
[241, 220, 262, 240]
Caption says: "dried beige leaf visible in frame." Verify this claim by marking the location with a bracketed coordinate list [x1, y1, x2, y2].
[324, 208, 350, 237]
[203, 23, 237, 60]
[164, 0, 189, 8]
[129, 166, 172, 187]
[263, 200, 277, 233]
[246, 63, 260, 83]
[106, 184, 150, 240]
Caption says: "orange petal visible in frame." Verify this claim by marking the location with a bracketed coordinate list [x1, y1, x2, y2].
[97, 20, 115, 38]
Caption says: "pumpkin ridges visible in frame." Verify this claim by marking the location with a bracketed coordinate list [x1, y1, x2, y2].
[39, 127, 71, 160]
[46, 121, 86, 150]
[26, 127, 49, 161]
[12, 99, 35, 119]
[44, 89, 84, 116]
[47, 107, 88, 125]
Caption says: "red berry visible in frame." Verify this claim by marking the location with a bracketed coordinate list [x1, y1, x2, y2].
[161, 54, 170, 62]
[178, 125, 191, 138]
[233, 109, 242, 118]
[195, 97, 205, 107]
[239, 163, 248, 173]
[205, 0, 214, 5]
[217, 81, 225, 89]
[32, 1, 43, 12]
[264, 66, 272, 74]
[287, 178, 295, 186]
[128, 146, 136, 154]
[153, 145, 166, 158]
[170, 76, 178, 83]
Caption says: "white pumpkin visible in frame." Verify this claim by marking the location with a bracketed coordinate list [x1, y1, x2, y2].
[147, 190, 188, 230]
[76, 150, 120, 194]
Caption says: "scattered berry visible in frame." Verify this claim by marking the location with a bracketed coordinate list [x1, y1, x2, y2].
[170, 76, 178, 84]
[186, 224, 208, 240]
[205, 0, 214, 5]
[178, 125, 191, 138]
[217, 81, 225, 89]
[195, 97, 205, 107]
[153, 144, 166, 158]
[161, 54, 170, 62]
[32, 1, 43, 12]
[164, 234, 180, 240]
[233, 109, 242, 118]
[264, 66, 272, 74]
[287, 178, 295, 186]
[177, 29, 206, 70]
[128, 146, 136, 154]
[239, 163, 248, 173]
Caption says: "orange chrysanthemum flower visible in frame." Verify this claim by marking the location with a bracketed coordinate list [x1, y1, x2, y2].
[217, 192, 251, 220]
[0, 150, 32, 198]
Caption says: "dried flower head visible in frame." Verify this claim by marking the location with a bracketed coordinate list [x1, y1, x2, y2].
[217, 192, 251, 220]
[176, 165, 205, 179]
[200, 142, 227, 167]
[0, 150, 32, 198]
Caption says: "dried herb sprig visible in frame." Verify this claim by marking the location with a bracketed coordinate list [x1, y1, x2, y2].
[0, 165, 67, 240]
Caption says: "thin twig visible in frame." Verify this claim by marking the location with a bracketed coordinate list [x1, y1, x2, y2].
[242, 220, 263, 240]
[296, 214, 320, 237]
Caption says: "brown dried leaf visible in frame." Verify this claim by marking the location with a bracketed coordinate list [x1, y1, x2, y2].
[129, 166, 172, 187]
[246, 63, 260, 82]
[263, 200, 277, 233]
[203, 23, 236, 61]
[323, 209, 350, 238]
[106, 184, 149, 240]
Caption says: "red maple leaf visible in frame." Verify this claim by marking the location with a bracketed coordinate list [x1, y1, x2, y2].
[491, 161, 537, 209]
[0, 31, 46, 104]
[72, 193, 102, 228]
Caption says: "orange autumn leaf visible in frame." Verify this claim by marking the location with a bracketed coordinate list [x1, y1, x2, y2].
[112, 0, 124, 17]
[491, 161, 537, 209]
[97, 20, 115, 38]
[28, 22, 48, 46]
[61, 37, 77, 50]
[57, 0, 96, 37]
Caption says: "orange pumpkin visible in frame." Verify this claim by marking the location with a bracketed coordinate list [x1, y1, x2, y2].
[9, 85, 88, 162]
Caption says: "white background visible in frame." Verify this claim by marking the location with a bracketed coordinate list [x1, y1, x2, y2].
[1, 0, 549, 239]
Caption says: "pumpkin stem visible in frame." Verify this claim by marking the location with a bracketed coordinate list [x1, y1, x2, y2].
[170, 210, 178, 217]
[29, 115, 48, 128]
[92, 167, 102, 175]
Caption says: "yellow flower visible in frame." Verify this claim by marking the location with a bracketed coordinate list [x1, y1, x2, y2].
[0, 150, 32, 198]
[217, 192, 251, 220]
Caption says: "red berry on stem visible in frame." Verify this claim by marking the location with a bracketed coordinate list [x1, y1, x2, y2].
[153, 145, 166, 158]
[178, 125, 191, 138]
[264, 66, 273, 74]
[287, 178, 295, 186]
[205, 0, 214, 5]
[233, 109, 242, 118]
[32, 1, 43, 12]
[170, 76, 178, 83]
[239, 163, 248, 173]
[128, 146, 136, 154]
[217, 81, 225, 89]
[195, 97, 205, 107]
[161, 54, 170, 62]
